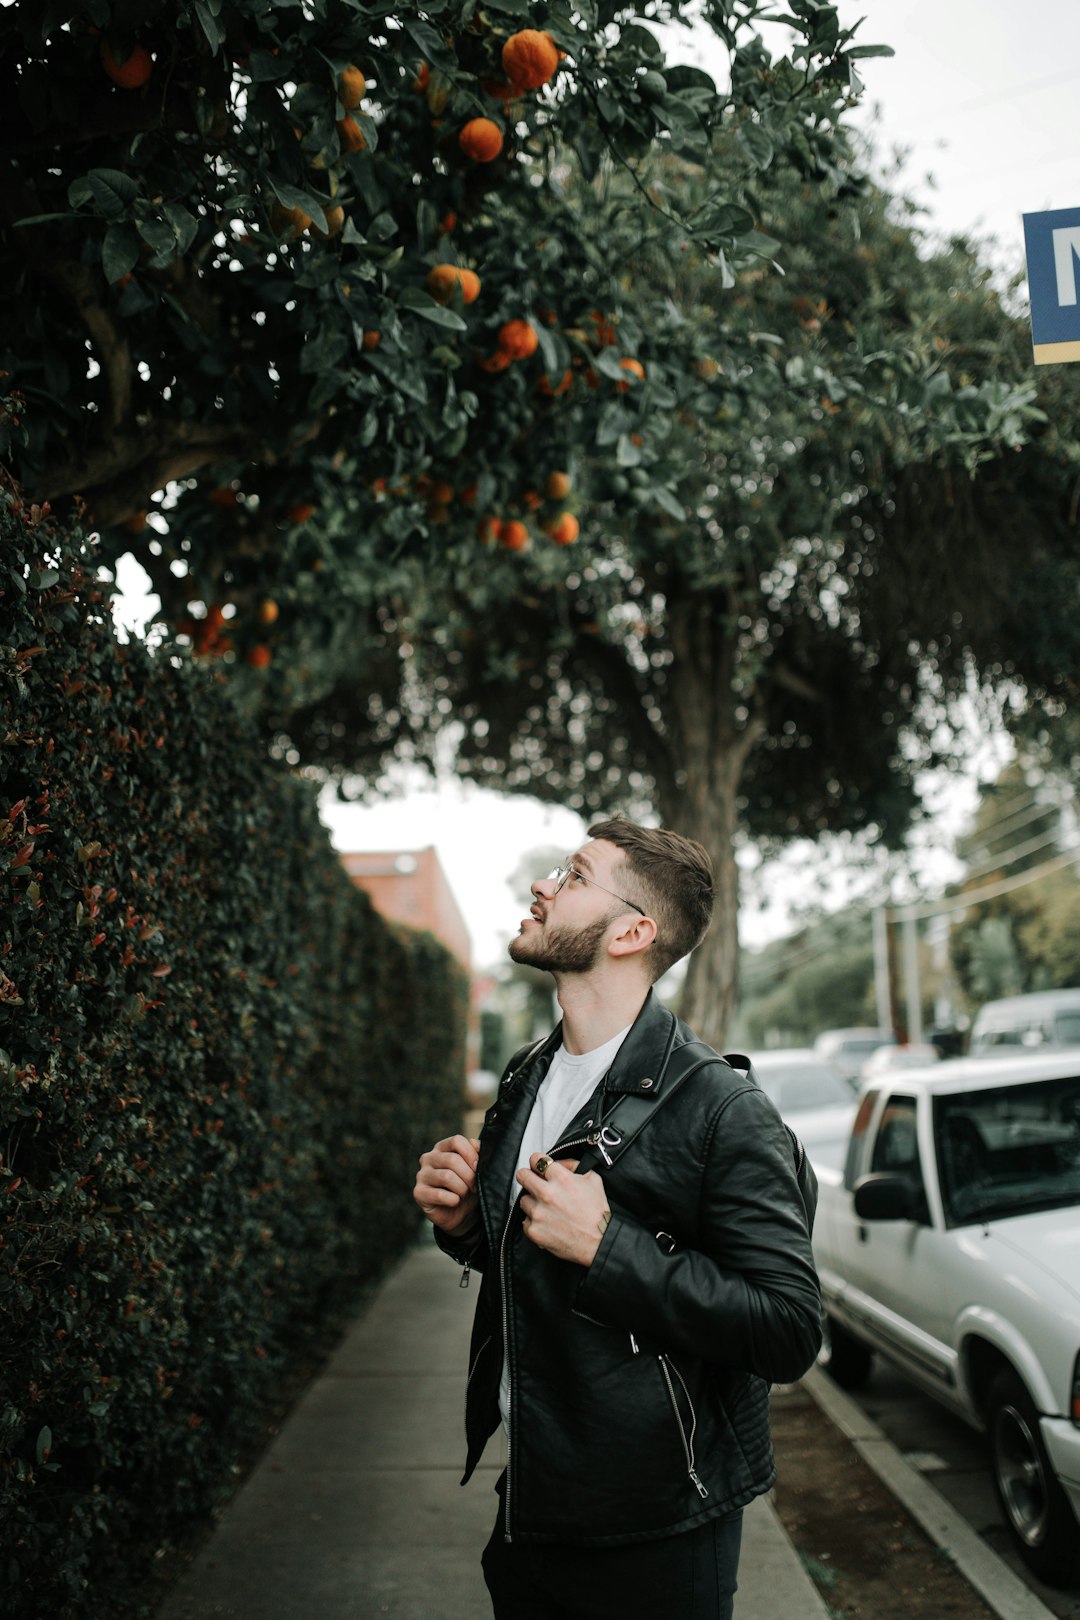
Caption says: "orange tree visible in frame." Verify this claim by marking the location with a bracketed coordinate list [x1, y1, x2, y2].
[275, 153, 1080, 1046]
[0, 0, 893, 687]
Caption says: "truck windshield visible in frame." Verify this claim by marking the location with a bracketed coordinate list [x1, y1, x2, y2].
[934, 1075, 1080, 1226]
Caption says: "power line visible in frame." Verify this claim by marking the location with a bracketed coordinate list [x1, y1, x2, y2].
[891, 844, 1080, 923]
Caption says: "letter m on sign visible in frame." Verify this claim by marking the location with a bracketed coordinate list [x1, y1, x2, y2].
[1023, 206, 1080, 364]
[1053, 227, 1080, 307]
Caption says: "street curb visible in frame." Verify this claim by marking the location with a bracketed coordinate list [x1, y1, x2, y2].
[803, 1368, 1058, 1620]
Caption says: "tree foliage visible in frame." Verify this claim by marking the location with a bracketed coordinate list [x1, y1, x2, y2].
[2, 0, 887, 661]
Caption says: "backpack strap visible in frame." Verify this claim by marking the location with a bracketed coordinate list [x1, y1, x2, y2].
[567, 1044, 817, 1236]
[567, 1039, 721, 1173]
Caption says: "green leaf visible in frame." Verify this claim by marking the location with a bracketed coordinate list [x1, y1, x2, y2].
[269, 182, 328, 236]
[102, 224, 140, 284]
[87, 169, 139, 220]
[596, 402, 626, 446]
[35, 1427, 52, 1466]
[28, 568, 60, 590]
[845, 44, 895, 59]
[163, 203, 199, 257]
[403, 19, 455, 69]
[399, 288, 467, 330]
[651, 484, 686, 521]
[193, 0, 226, 51]
[737, 123, 775, 170]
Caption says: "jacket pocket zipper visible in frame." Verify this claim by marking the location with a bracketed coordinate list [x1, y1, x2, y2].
[659, 1354, 709, 1500]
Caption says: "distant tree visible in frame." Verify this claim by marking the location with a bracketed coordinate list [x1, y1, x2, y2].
[948, 762, 1080, 1006]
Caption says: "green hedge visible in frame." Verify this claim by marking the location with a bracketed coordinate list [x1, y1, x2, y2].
[0, 497, 467, 1616]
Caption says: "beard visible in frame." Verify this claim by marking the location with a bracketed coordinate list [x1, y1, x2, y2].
[508, 911, 616, 975]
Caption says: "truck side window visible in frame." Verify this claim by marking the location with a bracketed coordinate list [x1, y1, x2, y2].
[842, 1089, 880, 1191]
[870, 1096, 924, 1195]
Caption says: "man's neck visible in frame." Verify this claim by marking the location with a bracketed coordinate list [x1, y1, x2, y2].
[553, 972, 650, 1056]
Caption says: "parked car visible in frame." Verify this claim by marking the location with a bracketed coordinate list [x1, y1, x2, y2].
[813, 1049, 1080, 1586]
[813, 1026, 896, 1086]
[747, 1049, 858, 1171]
[969, 988, 1080, 1055]
[860, 1042, 942, 1080]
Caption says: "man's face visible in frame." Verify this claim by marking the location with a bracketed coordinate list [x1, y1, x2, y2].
[508, 840, 630, 975]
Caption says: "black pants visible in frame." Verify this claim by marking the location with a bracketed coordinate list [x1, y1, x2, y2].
[481, 1475, 742, 1620]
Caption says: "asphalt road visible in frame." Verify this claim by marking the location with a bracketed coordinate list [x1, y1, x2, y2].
[838, 1359, 1080, 1620]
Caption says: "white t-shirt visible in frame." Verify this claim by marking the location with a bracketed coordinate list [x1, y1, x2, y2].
[499, 1024, 631, 1430]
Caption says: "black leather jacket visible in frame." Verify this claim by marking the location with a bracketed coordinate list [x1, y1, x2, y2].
[441, 990, 821, 1545]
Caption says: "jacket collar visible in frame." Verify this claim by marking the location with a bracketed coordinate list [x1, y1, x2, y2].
[602, 989, 680, 1096]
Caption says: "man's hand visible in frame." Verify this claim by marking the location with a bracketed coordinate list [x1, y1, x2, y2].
[517, 1155, 611, 1267]
[414, 1134, 482, 1237]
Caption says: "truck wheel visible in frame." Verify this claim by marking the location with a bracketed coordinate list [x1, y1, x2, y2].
[817, 1313, 873, 1390]
[987, 1367, 1080, 1586]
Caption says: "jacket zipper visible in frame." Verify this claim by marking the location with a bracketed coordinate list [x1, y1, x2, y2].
[498, 1201, 517, 1542]
[659, 1355, 709, 1499]
[466, 1334, 492, 1391]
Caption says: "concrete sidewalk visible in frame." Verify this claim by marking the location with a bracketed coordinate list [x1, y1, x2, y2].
[157, 1238, 828, 1619]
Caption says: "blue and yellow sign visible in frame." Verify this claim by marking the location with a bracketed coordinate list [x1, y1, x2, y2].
[1023, 206, 1080, 365]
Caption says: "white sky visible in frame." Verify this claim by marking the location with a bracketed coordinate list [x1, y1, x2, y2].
[112, 1, 1076, 967]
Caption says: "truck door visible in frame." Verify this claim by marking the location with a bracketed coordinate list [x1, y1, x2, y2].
[845, 1094, 955, 1391]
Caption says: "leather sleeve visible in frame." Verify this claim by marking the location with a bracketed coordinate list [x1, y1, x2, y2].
[573, 1085, 822, 1383]
[432, 1219, 490, 1273]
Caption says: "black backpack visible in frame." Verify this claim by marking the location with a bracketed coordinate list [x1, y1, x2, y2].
[572, 1043, 818, 1236]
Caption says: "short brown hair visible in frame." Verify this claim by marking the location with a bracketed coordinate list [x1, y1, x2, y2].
[587, 816, 713, 980]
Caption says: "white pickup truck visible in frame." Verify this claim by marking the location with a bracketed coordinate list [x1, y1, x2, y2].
[813, 1049, 1080, 1587]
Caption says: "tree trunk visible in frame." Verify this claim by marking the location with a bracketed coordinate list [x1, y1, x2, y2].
[656, 596, 764, 1053]
[667, 757, 743, 1053]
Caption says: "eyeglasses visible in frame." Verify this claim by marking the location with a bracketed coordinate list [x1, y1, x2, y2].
[546, 861, 646, 918]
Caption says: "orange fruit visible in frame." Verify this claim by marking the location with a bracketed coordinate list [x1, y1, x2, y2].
[286, 502, 316, 524]
[458, 117, 503, 162]
[522, 489, 542, 511]
[271, 203, 312, 238]
[440, 210, 458, 234]
[258, 600, 279, 626]
[502, 29, 559, 90]
[498, 319, 538, 359]
[208, 487, 238, 508]
[311, 204, 345, 239]
[477, 516, 502, 542]
[500, 520, 529, 551]
[339, 65, 366, 109]
[430, 481, 455, 505]
[246, 645, 272, 669]
[549, 513, 579, 545]
[617, 357, 645, 391]
[101, 40, 153, 89]
[460, 483, 478, 507]
[337, 116, 366, 153]
[362, 329, 381, 350]
[546, 471, 571, 500]
[427, 264, 458, 304]
[427, 264, 481, 305]
[480, 350, 512, 373]
[538, 369, 572, 397]
[414, 62, 430, 93]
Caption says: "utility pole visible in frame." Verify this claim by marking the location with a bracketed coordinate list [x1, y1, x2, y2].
[885, 910, 906, 1043]
[872, 906, 891, 1032]
[903, 914, 923, 1045]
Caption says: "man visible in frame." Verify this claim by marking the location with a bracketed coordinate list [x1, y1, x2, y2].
[413, 817, 820, 1620]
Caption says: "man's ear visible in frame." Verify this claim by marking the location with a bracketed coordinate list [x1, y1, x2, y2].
[607, 913, 657, 959]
